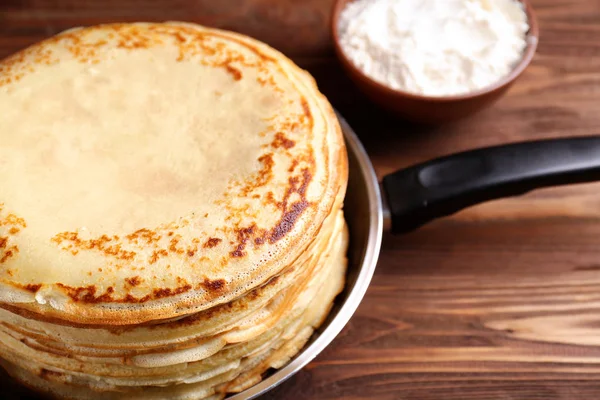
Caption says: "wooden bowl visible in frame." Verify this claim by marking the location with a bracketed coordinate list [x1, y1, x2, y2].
[331, 0, 539, 124]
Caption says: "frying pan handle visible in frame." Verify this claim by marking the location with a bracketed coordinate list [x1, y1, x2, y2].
[382, 136, 600, 234]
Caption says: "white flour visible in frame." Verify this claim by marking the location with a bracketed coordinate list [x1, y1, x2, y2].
[338, 0, 530, 96]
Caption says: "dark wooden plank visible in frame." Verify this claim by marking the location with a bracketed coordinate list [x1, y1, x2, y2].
[0, 0, 336, 59]
[2, 0, 600, 399]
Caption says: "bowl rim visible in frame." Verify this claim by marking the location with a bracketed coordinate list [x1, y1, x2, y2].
[331, 0, 540, 103]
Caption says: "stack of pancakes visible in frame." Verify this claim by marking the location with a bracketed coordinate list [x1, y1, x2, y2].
[0, 22, 348, 399]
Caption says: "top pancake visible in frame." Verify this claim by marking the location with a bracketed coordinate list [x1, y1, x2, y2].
[0, 22, 347, 325]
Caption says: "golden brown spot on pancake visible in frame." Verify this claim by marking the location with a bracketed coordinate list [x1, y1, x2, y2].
[254, 237, 265, 246]
[288, 159, 299, 173]
[0, 249, 16, 264]
[24, 284, 42, 293]
[56, 284, 97, 303]
[52, 232, 137, 261]
[271, 132, 295, 149]
[245, 285, 263, 302]
[95, 286, 115, 302]
[0, 237, 6, 249]
[225, 64, 242, 81]
[231, 224, 256, 258]
[173, 31, 186, 43]
[265, 191, 276, 205]
[169, 235, 185, 254]
[201, 278, 226, 293]
[153, 284, 192, 299]
[0, 212, 27, 229]
[125, 276, 142, 287]
[8, 227, 19, 235]
[55, 281, 193, 304]
[185, 239, 200, 258]
[300, 98, 314, 131]
[150, 249, 168, 264]
[266, 167, 313, 243]
[257, 74, 281, 92]
[126, 228, 161, 245]
[301, 98, 311, 118]
[114, 26, 156, 50]
[269, 199, 309, 243]
[269, 274, 280, 286]
[204, 237, 222, 248]
[298, 168, 312, 195]
[239, 153, 275, 197]
[124, 294, 150, 303]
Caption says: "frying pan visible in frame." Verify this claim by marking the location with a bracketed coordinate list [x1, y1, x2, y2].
[4, 114, 600, 399]
[232, 113, 600, 399]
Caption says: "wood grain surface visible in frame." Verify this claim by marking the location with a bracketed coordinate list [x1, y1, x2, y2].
[2, 0, 600, 399]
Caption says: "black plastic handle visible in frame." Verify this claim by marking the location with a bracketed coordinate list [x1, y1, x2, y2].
[382, 137, 600, 234]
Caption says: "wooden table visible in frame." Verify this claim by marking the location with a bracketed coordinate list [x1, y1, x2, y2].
[2, 1, 600, 399]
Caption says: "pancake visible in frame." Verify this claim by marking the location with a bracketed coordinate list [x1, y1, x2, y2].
[0, 21, 349, 399]
[0, 226, 348, 398]
[0, 21, 346, 325]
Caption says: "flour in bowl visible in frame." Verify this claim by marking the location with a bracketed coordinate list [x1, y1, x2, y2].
[337, 0, 530, 96]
